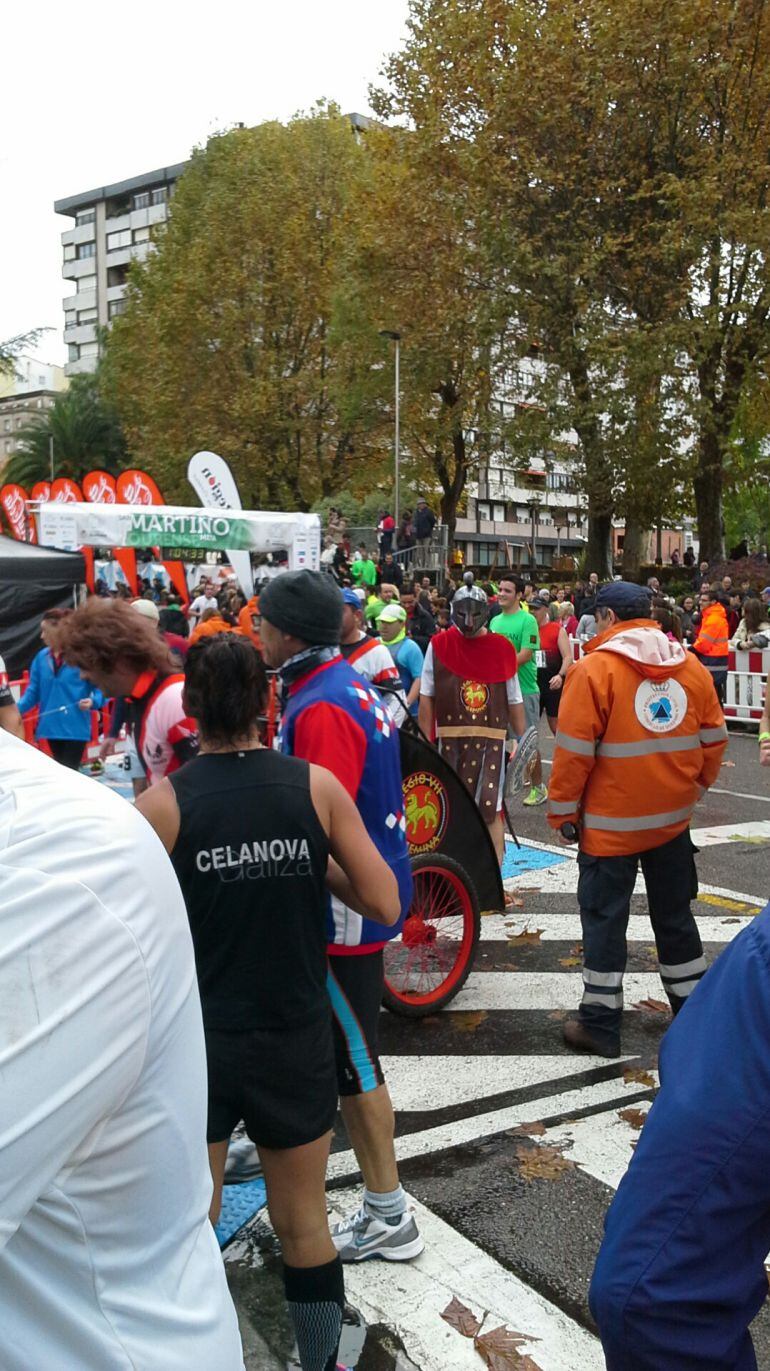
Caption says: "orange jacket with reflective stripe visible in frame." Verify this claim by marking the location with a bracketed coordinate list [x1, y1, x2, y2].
[547, 620, 728, 856]
[693, 602, 729, 660]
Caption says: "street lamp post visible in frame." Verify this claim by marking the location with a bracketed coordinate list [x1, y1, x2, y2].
[530, 499, 540, 572]
[379, 330, 401, 527]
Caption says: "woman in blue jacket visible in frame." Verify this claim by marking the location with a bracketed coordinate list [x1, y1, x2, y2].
[19, 609, 103, 770]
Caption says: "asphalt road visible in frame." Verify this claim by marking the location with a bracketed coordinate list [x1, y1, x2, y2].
[226, 724, 770, 1370]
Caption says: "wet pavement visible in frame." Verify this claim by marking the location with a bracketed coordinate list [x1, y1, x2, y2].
[120, 726, 770, 1367]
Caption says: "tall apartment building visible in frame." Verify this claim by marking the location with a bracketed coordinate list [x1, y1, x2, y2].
[0, 356, 67, 473]
[54, 164, 186, 376]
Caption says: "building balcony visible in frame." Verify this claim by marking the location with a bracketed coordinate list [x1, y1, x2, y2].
[63, 323, 99, 346]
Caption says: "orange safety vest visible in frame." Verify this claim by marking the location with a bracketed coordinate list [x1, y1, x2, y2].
[547, 619, 728, 857]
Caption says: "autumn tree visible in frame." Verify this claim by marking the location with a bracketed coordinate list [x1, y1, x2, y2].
[376, 0, 770, 568]
[104, 108, 390, 509]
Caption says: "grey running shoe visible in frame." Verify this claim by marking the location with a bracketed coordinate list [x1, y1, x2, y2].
[331, 1204, 424, 1262]
[224, 1133, 263, 1185]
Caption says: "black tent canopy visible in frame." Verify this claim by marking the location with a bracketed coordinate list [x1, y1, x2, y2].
[0, 536, 85, 676]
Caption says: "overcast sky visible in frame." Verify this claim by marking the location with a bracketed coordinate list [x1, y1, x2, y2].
[1, 0, 410, 369]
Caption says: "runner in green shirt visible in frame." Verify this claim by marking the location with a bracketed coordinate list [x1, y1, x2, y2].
[490, 575, 547, 806]
[350, 545, 377, 589]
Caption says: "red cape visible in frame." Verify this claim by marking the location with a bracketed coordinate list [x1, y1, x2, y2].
[432, 625, 518, 684]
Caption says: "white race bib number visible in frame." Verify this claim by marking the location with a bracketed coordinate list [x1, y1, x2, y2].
[535, 651, 547, 668]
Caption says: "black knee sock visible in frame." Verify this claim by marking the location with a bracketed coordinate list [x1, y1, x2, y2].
[284, 1256, 344, 1371]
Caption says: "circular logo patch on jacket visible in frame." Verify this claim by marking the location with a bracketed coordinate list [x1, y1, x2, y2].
[460, 680, 490, 715]
[634, 678, 688, 733]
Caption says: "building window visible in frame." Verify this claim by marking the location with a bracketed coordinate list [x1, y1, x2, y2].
[77, 308, 98, 325]
[64, 311, 76, 329]
[80, 342, 99, 359]
[107, 229, 131, 251]
[77, 242, 96, 259]
[493, 503, 505, 522]
[132, 192, 150, 210]
[132, 226, 150, 244]
[150, 187, 168, 206]
[477, 501, 491, 521]
[16, 417, 23, 429]
[108, 299, 127, 320]
[76, 209, 96, 226]
[63, 243, 76, 262]
[77, 274, 96, 293]
[68, 344, 80, 362]
[3, 420, 10, 432]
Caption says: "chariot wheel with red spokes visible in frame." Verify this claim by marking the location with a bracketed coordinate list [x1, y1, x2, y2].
[382, 853, 480, 1017]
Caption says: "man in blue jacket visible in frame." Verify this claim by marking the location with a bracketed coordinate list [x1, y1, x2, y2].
[590, 903, 770, 1370]
[260, 570, 423, 1265]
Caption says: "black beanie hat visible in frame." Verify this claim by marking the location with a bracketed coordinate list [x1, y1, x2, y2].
[260, 570, 343, 645]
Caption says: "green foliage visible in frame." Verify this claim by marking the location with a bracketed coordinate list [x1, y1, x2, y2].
[0, 330, 49, 379]
[5, 373, 126, 487]
[104, 107, 390, 510]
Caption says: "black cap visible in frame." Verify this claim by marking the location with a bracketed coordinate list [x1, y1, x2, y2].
[595, 581, 652, 615]
[260, 570, 343, 645]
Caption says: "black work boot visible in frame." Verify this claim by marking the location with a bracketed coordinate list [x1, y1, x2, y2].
[562, 1016, 621, 1059]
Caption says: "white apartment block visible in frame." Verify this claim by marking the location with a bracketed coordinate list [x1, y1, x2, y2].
[457, 354, 587, 574]
[54, 163, 186, 375]
[0, 356, 67, 472]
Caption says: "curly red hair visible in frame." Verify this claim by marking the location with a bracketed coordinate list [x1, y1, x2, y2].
[60, 598, 173, 676]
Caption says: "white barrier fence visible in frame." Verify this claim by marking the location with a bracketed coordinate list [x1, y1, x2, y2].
[569, 639, 767, 727]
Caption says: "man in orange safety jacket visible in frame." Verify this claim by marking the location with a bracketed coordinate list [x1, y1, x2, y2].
[692, 588, 730, 704]
[548, 580, 728, 1058]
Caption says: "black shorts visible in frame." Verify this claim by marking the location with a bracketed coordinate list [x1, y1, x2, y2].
[204, 1013, 337, 1150]
[327, 950, 386, 1097]
[539, 687, 562, 719]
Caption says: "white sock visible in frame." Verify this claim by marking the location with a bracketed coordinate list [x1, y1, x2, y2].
[363, 1184, 406, 1221]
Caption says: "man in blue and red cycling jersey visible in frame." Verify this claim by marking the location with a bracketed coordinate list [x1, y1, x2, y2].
[260, 569, 423, 1264]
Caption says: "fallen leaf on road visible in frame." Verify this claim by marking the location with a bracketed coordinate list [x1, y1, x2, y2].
[474, 1323, 541, 1370]
[623, 1067, 655, 1087]
[514, 886, 542, 894]
[721, 759, 735, 767]
[440, 1296, 481, 1338]
[547, 1009, 568, 1021]
[505, 895, 525, 909]
[559, 956, 581, 967]
[618, 1108, 648, 1130]
[722, 917, 741, 924]
[514, 1144, 575, 1181]
[508, 927, 543, 945]
[510, 1121, 547, 1137]
[633, 998, 670, 1013]
[450, 1010, 488, 1033]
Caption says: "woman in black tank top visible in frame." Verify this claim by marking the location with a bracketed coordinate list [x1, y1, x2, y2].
[137, 634, 399, 1371]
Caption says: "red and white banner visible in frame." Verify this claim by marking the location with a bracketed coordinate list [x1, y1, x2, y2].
[30, 480, 52, 502]
[0, 483, 29, 540]
[82, 470, 117, 504]
[51, 478, 84, 503]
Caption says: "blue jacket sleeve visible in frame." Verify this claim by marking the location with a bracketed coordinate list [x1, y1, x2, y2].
[17, 652, 42, 715]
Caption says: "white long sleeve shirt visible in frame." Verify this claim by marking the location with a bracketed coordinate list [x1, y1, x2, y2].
[0, 733, 244, 1371]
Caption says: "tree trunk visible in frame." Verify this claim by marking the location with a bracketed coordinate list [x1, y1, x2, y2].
[693, 429, 725, 563]
[621, 512, 646, 579]
[585, 508, 613, 579]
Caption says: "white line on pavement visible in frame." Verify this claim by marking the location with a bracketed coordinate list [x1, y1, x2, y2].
[328, 1189, 605, 1371]
[690, 820, 770, 847]
[480, 912, 754, 942]
[326, 1072, 646, 1183]
[380, 1054, 621, 1113]
[448, 970, 670, 1011]
[543, 1105, 653, 1192]
[712, 787, 770, 802]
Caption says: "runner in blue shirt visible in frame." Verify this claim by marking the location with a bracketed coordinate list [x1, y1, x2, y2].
[376, 604, 423, 717]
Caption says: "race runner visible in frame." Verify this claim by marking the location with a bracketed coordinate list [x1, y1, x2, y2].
[0, 653, 24, 739]
[418, 574, 525, 863]
[0, 728, 244, 1371]
[547, 580, 728, 1058]
[137, 634, 400, 1371]
[259, 570, 423, 1264]
[61, 599, 198, 784]
[338, 587, 403, 717]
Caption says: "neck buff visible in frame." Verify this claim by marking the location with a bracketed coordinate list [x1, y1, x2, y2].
[280, 644, 339, 688]
[387, 627, 407, 647]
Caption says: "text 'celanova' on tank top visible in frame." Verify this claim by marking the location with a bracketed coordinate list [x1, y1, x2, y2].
[169, 749, 330, 1032]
